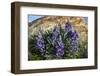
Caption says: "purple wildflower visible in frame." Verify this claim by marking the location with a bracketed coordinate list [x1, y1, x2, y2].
[70, 31, 78, 40]
[54, 39, 64, 57]
[68, 31, 79, 52]
[70, 40, 78, 52]
[36, 37, 45, 48]
[36, 32, 45, 55]
[65, 22, 72, 32]
[56, 49, 64, 57]
[51, 26, 60, 43]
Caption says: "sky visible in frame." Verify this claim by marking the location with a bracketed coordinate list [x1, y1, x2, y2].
[84, 17, 88, 25]
[28, 15, 43, 23]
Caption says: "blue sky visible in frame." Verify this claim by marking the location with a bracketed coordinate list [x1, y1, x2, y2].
[84, 17, 88, 25]
[28, 15, 43, 23]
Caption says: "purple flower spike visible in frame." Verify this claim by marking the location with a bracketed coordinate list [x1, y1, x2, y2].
[70, 40, 78, 52]
[68, 31, 78, 40]
[54, 40, 64, 57]
[65, 22, 72, 32]
[68, 31, 79, 52]
[51, 26, 60, 43]
[36, 37, 45, 48]
[56, 49, 64, 57]
[36, 32, 45, 55]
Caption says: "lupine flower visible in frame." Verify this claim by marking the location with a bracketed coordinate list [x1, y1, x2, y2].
[36, 37, 45, 49]
[65, 22, 72, 32]
[36, 32, 45, 55]
[54, 37, 64, 57]
[56, 49, 64, 57]
[70, 40, 78, 51]
[68, 31, 79, 52]
[69, 31, 78, 40]
[51, 26, 60, 43]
